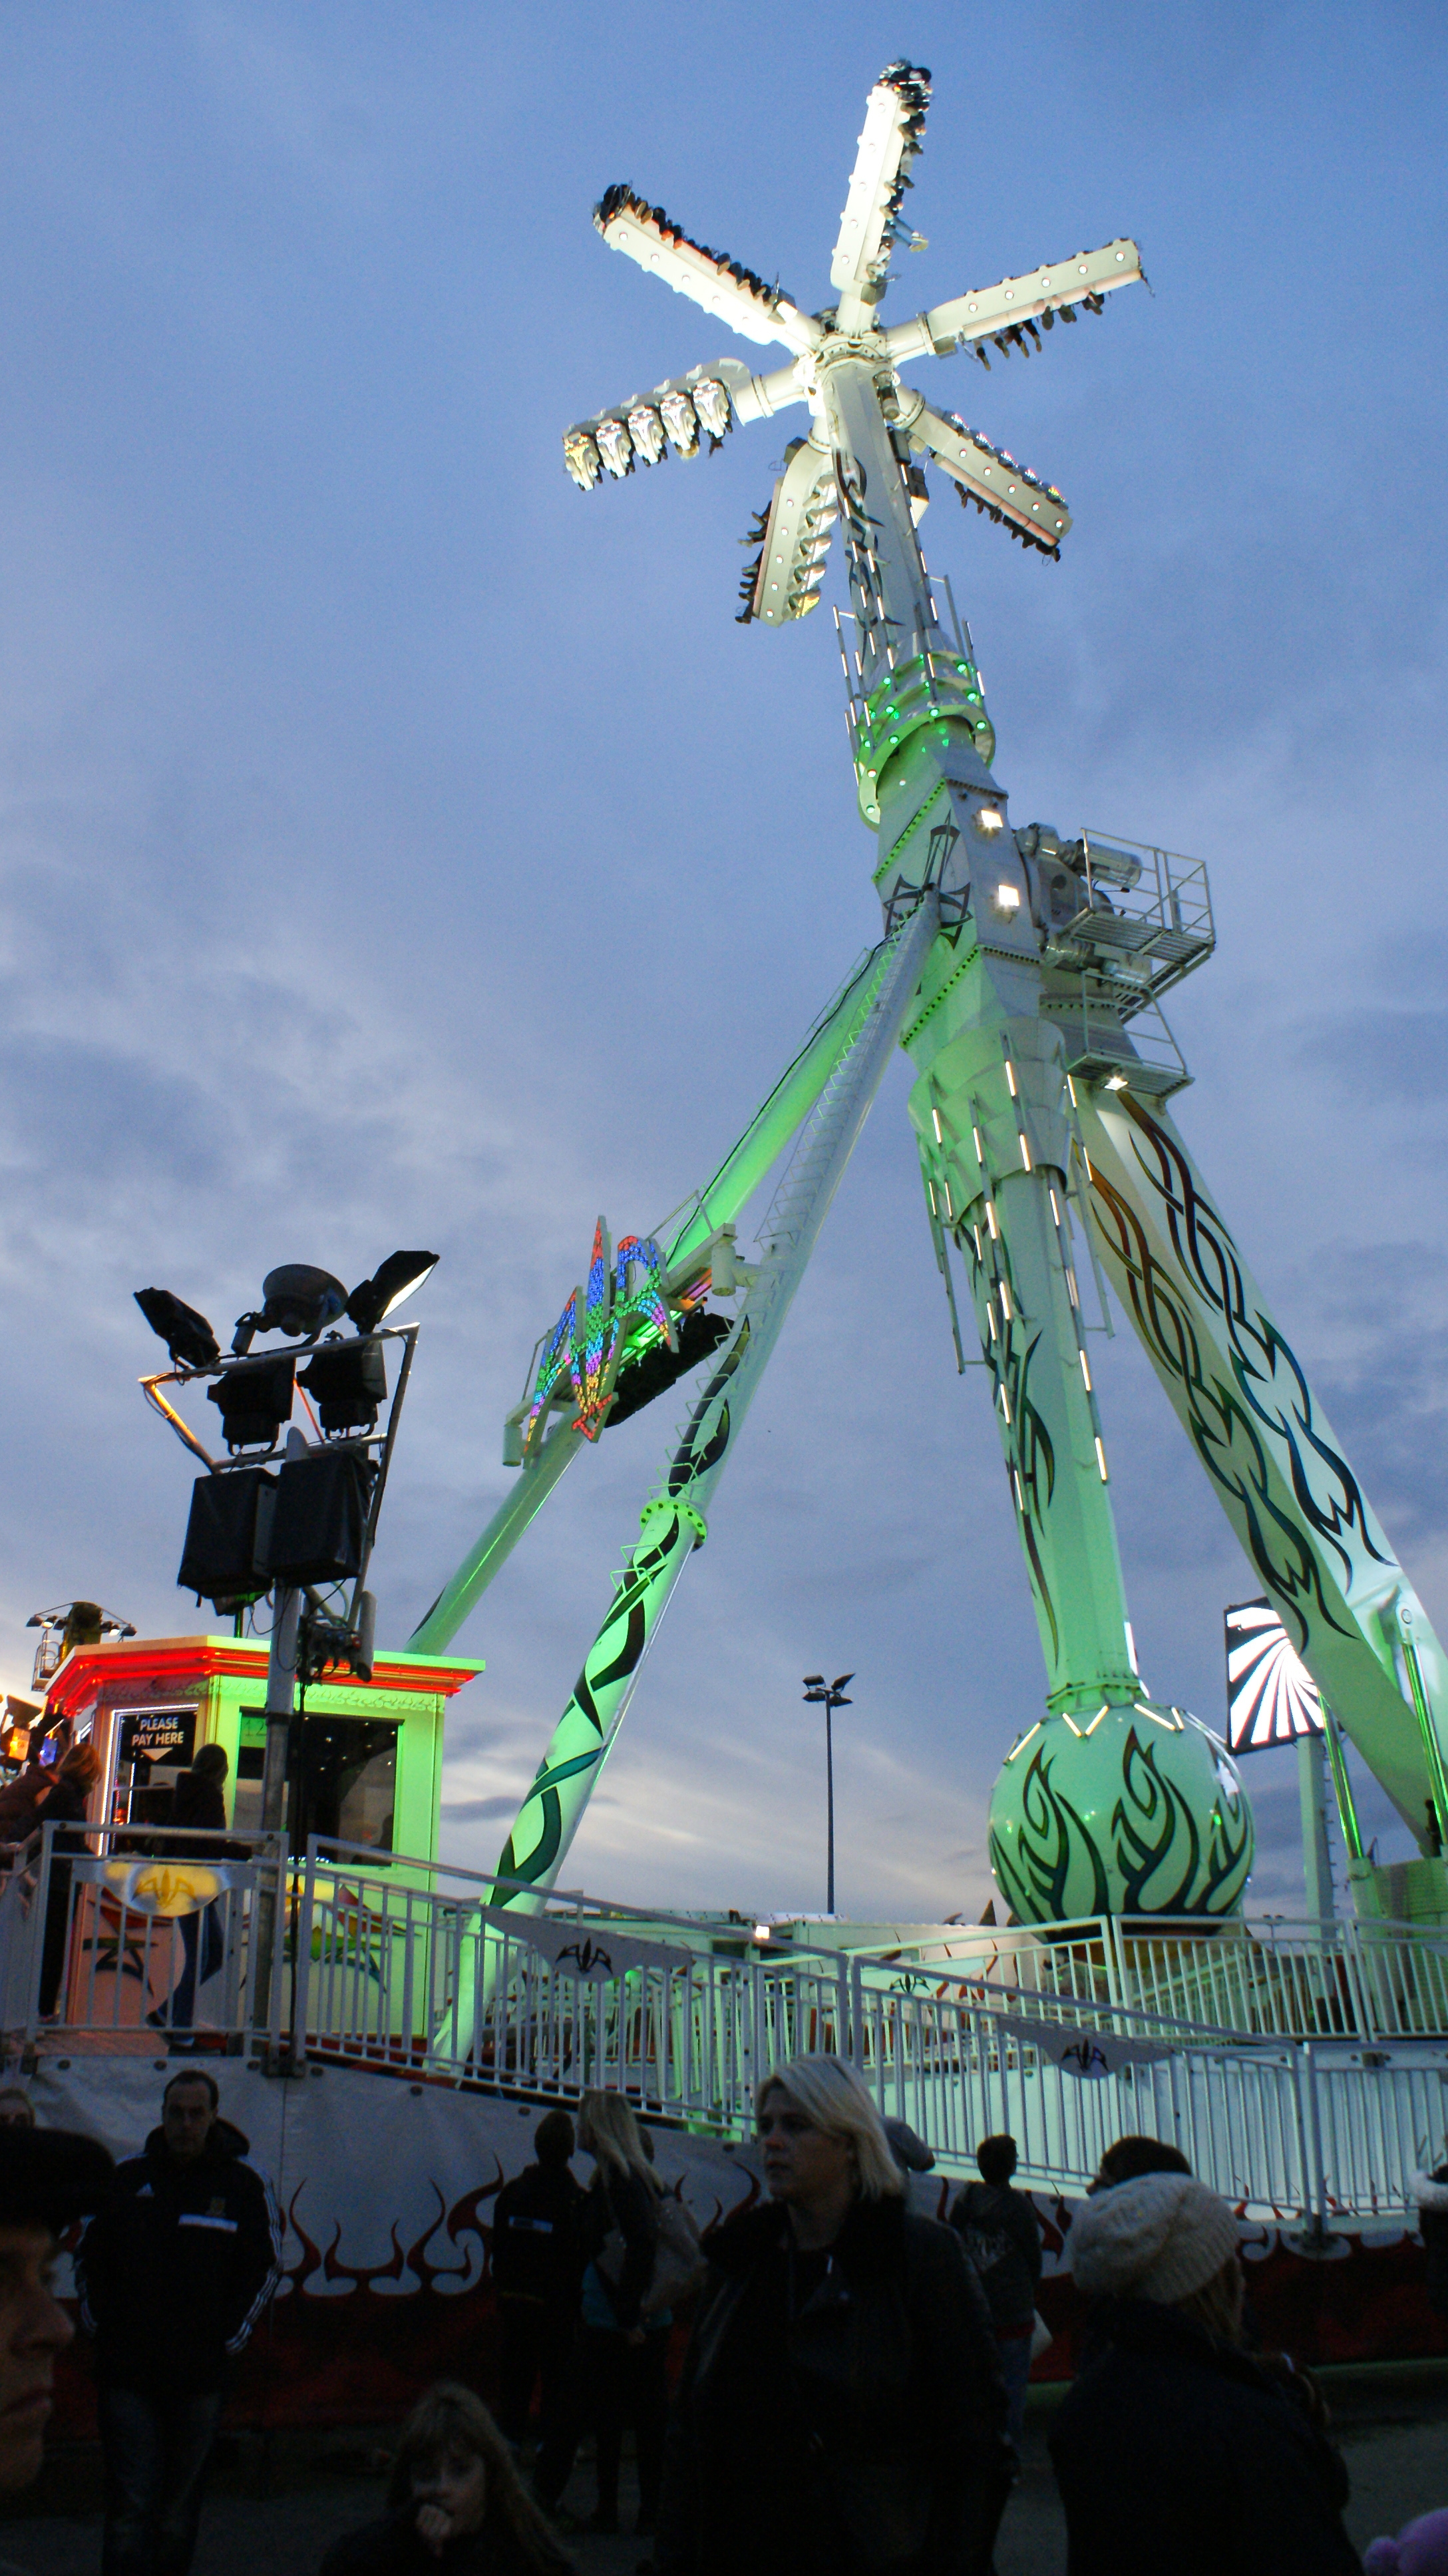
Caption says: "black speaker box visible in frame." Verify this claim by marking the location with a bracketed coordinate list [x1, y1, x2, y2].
[264, 1451, 375, 1586]
[177, 1468, 277, 1607]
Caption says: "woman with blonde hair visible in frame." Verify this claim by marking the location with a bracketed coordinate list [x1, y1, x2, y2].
[1049, 2172, 1359, 2574]
[321, 2382, 572, 2575]
[535, 2090, 671, 2537]
[655, 2052, 1009, 2576]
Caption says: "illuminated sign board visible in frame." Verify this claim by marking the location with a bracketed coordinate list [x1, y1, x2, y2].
[115, 1707, 197, 1770]
[1224, 1600, 1322, 1755]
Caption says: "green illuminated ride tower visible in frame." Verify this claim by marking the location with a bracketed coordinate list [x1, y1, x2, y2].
[415, 65, 1448, 1933]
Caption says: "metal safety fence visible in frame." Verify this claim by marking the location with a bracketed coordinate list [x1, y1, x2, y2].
[5, 1830, 1448, 2227]
[0, 1820, 287, 2050]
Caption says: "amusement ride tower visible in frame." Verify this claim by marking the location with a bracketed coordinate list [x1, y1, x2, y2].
[413, 65, 1448, 1935]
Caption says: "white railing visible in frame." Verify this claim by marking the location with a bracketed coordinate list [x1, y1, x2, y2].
[7, 1835, 1448, 2227]
[1, 1820, 287, 2050]
[855, 1911, 1448, 2042]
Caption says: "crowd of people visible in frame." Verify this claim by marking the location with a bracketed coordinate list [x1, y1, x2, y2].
[0, 2058, 1441, 2574]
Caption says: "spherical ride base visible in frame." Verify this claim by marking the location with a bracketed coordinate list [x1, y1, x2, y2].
[988, 1701, 1253, 1927]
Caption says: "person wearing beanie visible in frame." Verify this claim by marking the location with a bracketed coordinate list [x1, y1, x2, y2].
[0, 2124, 114, 2490]
[1048, 2174, 1360, 2575]
[1089, 2133, 1191, 2192]
[1366, 2508, 1448, 2576]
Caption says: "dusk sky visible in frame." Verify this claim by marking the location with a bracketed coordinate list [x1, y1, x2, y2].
[1, 2, 1443, 1923]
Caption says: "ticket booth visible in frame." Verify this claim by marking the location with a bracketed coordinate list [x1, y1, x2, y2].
[41, 1633, 482, 1865]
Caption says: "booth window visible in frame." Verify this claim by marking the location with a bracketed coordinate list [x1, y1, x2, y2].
[300, 1718, 397, 1855]
[232, 1712, 399, 1852]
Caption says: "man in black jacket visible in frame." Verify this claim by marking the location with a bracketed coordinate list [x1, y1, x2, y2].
[490, 2109, 583, 2449]
[77, 2070, 281, 2576]
[949, 2134, 1042, 2450]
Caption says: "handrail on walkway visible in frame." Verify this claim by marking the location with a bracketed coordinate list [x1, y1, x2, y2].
[5, 1832, 1448, 2229]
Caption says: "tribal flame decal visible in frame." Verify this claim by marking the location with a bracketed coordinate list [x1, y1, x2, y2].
[990, 1742, 1109, 1921]
[497, 1324, 750, 1893]
[990, 1723, 1252, 1922]
[1087, 1098, 1389, 1647]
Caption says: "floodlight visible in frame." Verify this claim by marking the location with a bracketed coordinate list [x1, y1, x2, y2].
[346, 1249, 440, 1335]
[206, 1353, 295, 1450]
[972, 806, 1005, 837]
[232, 1264, 347, 1353]
[298, 1336, 388, 1435]
[134, 1288, 221, 1372]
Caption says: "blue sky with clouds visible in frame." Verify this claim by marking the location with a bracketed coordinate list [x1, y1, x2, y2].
[0, 1, 1443, 1922]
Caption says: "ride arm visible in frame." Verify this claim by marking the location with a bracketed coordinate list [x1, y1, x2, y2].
[737, 438, 838, 625]
[408, 1419, 582, 1653]
[883, 238, 1144, 365]
[910, 403, 1071, 554]
[410, 943, 886, 1652]
[562, 355, 807, 492]
[830, 63, 932, 336]
[594, 185, 820, 355]
[667, 937, 894, 1269]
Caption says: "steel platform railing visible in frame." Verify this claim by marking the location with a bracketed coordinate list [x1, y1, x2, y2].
[5, 1830, 1447, 2228]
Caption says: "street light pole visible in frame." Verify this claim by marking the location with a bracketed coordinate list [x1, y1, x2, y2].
[803, 1673, 854, 1915]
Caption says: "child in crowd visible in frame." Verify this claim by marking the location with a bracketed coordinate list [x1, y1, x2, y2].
[321, 2385, 573, 2576]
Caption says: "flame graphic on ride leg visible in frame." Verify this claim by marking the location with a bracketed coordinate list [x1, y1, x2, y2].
[1086, 1100, 1388, 1645]
[989, 1744, 1111, 1922]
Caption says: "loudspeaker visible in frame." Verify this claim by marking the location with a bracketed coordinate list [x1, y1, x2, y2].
[177, 1468, 277, 1607]
[264, 1452, 375, 1586]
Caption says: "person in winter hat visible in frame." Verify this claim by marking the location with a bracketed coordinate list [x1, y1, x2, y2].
[1048, 2172, 1359, 2576]
[1366, 2509, 1448, 2576]
[0, 2123, 113, 2491]
[1413, 2167, 1448, 2314]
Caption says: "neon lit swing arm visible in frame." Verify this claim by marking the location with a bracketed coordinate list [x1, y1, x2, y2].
[407, 933, 894, 1655]
[484, 901, 938, 1921]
